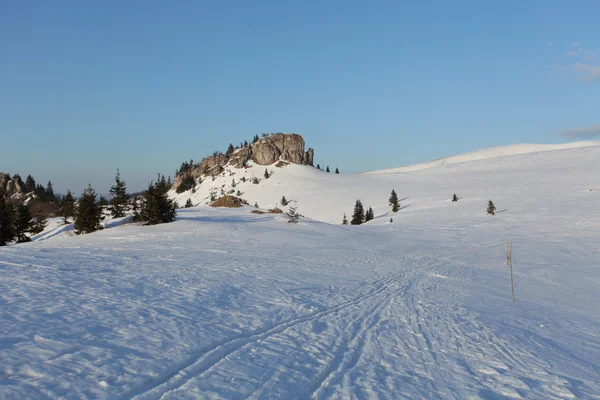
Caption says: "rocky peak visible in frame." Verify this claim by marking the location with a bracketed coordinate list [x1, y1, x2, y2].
[0, 173, 26, 198]
[172, 133, 315, 191]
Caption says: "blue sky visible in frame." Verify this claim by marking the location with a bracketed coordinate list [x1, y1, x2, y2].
[1, 1, 599, 194]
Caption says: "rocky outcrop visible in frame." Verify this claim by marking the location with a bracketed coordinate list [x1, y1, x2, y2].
[171, 133, 315, 191]
[0, 173, 26, 198]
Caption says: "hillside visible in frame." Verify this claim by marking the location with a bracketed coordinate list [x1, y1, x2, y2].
[1, 143, 599, 399]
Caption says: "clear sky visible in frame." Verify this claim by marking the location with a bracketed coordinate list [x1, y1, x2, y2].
[1, 1, 599, 194]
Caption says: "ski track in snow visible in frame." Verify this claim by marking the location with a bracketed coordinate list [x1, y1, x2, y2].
[2, 144, 600, 399]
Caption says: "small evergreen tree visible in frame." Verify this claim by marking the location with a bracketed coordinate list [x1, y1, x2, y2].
[351, 200, 365, 225]
[226, 143, 235, 156]
[231, 179, 236, 188]
[286, 206, 300, 224]
[264, 169, 270, 179]
[185, 198, 193, 208]
[487, 200, 496, 215]
[236, 190, 242, 196]
[252, 177, 260, 184]
[60, 190, 76, 224]
[254, 201, 259, 208]
[316, 164, 321, 170]
[46, 181, 55, 202]
[30, 210, 48, 234]
[452, 193, 458, 202]
[252, 134, 260, 144]
[335, 168, 339, 174]
[109, 168, 128, 218]
[389, 189, 400, 213]
[326, 166, 330, 173]
[14, 204, 34, 243]
[25, 174, 36, 193]
[74, 184, 104, 234]
[390, 217, 393, 223]
[342, 213, 348, 225]
[281, 196, 288, 206]
[139, 180, 177, 225]
[365, 207, 374, 222]
[0, 196, 15, 246]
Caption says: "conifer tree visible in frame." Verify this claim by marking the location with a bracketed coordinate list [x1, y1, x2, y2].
[139, 180, 177, 225]
[286, 206, 300, 224]
[60, 190, 76, 224]
[0, 196, 15, 246]
[264, 169, 270, 179]
[389, 189, 400, 213]
[30, 209, 48, 234]
[226, 143, 235, 156]
[14, 204, 34, 243]
[487, 200, 496, 215]
[185, 198, 193, 208]
[131, 196, 141, 222]
[25, 175, 36, 193]
[253, 134, 260, 144]
[254, 201, 259, 208]
[46, 181, 55, 202]
[342, 213, 348, 225]
[74, 184, 104, 234]
[316, 164, 321, 170]
[231, 179, 236, 188]
[335, 168, 339, 174]
[351, 200, 365, 225]
[365, 207, 374, 222]
[452, 193, 458, 202]
[390, 217, 393, 223]
[281, 196, 288, 206]
[109, 169, 128, 218]
[326, 166, 330, 173]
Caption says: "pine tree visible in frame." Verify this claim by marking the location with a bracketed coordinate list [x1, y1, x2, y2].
[389, 217, 393, 223]
[25, 175, 36, 193]
[281, 196, 288, 206]
[109, 169, 128, 218]
[264, 169, 270, 179]
[342, 213, 348, 225]
[452, 193, 458, 202]
[389, 189, 400, 213]
[335, 168, 339, 174]
[74, 184, 104, 234]
[286, 206, 300, 224]
[139, 180, 177, 225]
[316, 164, 321, 170]
[365, 207, 374, 222]
[351, 200, 365, 225]
[30, 209, 48, 234]
[253, 134, 260, 144]
[130, 196, 141, 222]
[487, 200, 496, 215]
[255, 201, 259, 208]
[14, 204, 34, 243]
[0, 196, 15, 246]
[185, 198, 193, 208]
[60, 190, 76, 224]
[46, 181, 55, 202]
[226, 143, 235, 156]
[326, 166, 330, 173]
[231, 179, 236, 188]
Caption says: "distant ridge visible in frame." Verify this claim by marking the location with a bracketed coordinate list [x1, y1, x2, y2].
[362, 141, 600, 175]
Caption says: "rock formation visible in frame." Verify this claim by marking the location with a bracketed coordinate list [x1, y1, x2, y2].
[0, 173, 26, 198]
[171, 133, 315, 191]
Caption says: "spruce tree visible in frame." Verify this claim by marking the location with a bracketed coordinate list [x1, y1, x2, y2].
[389, 217, 393, 223]
[389, 189, 400, 213]
[253, 134, 260, 144]
[365, 207, 374, 222]
[109, 168, 129, 218]
[139, 180, 177, 225]
[342, 213, 348, 225]
[46, 181, 55, 202]
[74, 184, 104, 234]
[60, 190, 76, 224]
[351, 200, 365, 225]
[316, 164, 321, 170]
[264, 169, 270, 179]
[25, 175, 36, 193]
[326, 166, 330, 173]
[0, 196, 15, 246]
[14, 204, 34, 243]
[131, 196, 141, 222]
[281, 196, 288, 206]
[226, 143, 234, 156]
[335, 168, 339, 174]
[286, 206, 300, 224]
[487, 200, 496, 215]
[30, 209, 48, 234]
[254, 202, 259, 208]
[185, 198, 193, 208]
[452, 193, 458, 202]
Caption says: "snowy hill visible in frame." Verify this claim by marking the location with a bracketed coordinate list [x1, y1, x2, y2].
[363, 140, 600, 175]
[1, 142, 599, 399]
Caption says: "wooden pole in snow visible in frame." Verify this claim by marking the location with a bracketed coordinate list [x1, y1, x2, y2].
[506, 241, 515, 302]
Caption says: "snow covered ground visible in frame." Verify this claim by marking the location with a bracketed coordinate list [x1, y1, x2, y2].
[1, 142, 599, 399]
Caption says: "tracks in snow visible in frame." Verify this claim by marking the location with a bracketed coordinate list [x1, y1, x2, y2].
[121, 268, 406, 400]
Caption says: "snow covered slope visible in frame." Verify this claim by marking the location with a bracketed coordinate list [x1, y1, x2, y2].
[363, 140, 600, 175]
[1, 143, 599, 399]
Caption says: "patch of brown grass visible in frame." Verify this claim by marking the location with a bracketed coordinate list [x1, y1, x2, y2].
[275, 161, 289, 168]
[210, 195, 243, 208]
